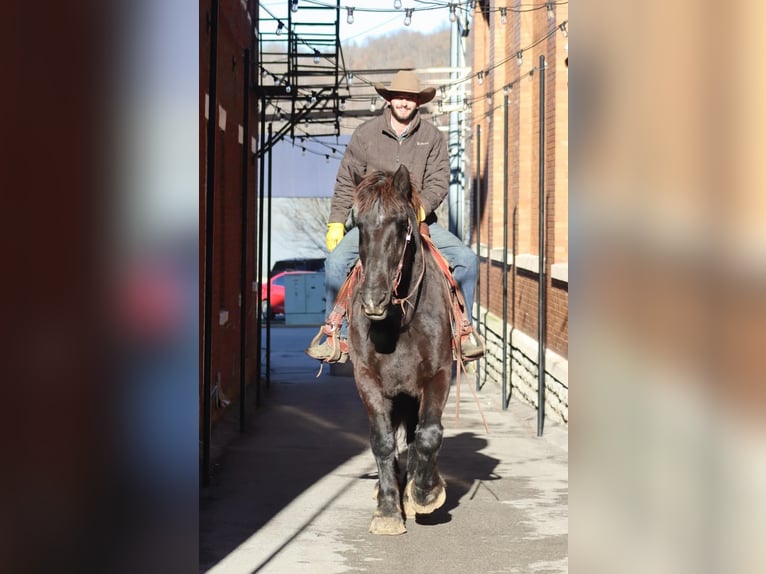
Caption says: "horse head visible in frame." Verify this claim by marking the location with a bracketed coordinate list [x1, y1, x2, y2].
[352, 165, 420, 321]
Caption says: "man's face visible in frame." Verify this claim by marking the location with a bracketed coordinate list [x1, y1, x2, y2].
[389, 94, 418, 124]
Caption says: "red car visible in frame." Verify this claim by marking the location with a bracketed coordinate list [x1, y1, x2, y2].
[260, 271, 315, 319]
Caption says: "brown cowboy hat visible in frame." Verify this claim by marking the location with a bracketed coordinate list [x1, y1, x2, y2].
[373, 70, 436, 105]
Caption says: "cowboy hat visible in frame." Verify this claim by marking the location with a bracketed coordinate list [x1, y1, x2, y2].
[373, 70, 436, 105]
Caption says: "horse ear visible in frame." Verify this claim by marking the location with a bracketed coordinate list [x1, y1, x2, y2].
[392, 165, 412, 200]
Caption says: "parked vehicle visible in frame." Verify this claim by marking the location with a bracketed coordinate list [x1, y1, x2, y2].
[260, 270, 315, 319]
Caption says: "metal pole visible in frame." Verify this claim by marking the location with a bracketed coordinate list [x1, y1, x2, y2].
[537, 55, 547, 437]
[239, 47, 250, 433]
[202, 0, 219, 488]
[475, 123, 482, 392]
[265, 122, 273, 387]
[255, 102, 266, 408]
[502, 93, 509, 410]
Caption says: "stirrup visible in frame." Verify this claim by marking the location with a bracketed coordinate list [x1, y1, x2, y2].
[306, 325, 348, 363]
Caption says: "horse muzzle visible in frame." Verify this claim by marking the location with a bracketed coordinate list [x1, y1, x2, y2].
[360, 294, 390, 321]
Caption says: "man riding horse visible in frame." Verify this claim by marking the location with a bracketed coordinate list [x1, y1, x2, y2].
[306, 70, 484, 363]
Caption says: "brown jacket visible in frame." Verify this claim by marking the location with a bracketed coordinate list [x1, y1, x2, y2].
[328, 107, 450, 225]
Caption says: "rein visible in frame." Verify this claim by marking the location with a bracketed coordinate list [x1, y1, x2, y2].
[391, 220, 426, 317]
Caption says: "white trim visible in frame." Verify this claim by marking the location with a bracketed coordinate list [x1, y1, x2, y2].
[515, 253, 539, 273]
[485, 247, 568, 285]
[238, 125, 244, 144]
[218, 105, 227, 131]
[551, 263, 568, 283]
[204, 94, 209, 119]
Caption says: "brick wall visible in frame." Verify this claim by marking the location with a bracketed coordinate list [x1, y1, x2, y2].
[468, 1, 568, 420]
[200, 0, 260, 426]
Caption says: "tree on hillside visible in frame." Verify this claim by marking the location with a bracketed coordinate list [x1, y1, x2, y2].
[274, 197, 332, 256]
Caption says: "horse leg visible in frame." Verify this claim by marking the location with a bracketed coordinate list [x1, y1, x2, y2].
[368, 411, 407, 535]
[403, 373, 450, 516]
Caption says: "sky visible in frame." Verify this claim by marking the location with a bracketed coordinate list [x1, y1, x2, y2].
[260, 0, 450, 44]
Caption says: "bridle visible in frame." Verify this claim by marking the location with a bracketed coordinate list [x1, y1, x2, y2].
[391, 218, 425, 315]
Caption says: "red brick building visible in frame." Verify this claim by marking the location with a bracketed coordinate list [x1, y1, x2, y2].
[467, 1, 568, 422]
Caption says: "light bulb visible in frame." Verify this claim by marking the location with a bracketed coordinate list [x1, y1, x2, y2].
[339, 98, 346, 111]
[477, 71, 484, 85]
[404, 9, 413, 26]
[546, 3, 554, 20]
[516, 51, 523, 66]
[347, 72, 354, 85]
[369, 98, 377, 113]
[499, 8, 507, 25]
[291, 0, 299, 13]
[313, 50, 321, 64]
[394, 0, 402, 9]
[276, 21, 284, 35]
[449, 4, 457, 23]
[559, 22, 568, 38]
[346, 7, 354, 25]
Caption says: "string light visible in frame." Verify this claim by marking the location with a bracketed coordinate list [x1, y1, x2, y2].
[449, 4, 457, 23]
[313, 49, 321, 64]
[276, 20, 284, 35]
[516, 50, 523, 66]
[477, 71, 484, 85]
[404, 8, 413, 27]
[339, 97, 346, 111]
[290, 0, 299, 13]
[346, 7, 354, 25]
[499, 8, 507, 25]
[393, 0, 402, 9]
[370, 97, 377, 112]
[559, 22, 568, 38]
[546, 3, 554, 20]
[301, 147, 306, 156]
[346, 72, 354, 85]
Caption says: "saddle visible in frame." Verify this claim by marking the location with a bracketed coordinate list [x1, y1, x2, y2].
[309, 223, 473, 363]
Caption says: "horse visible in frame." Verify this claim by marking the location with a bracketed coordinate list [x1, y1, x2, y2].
[347, 165, 454, 535]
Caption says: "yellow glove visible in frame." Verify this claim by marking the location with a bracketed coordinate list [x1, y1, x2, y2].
[417, 206, 426, 223]
[326, 222, 345, 252]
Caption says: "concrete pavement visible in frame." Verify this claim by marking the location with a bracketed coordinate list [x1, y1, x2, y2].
[200, 325, 568, 573]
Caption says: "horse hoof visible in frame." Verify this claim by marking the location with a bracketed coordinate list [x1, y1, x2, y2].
[369, 513, 406, 535]
[403, 478, 446, 515]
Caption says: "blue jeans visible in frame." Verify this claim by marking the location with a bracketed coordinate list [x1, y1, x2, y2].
[324, 224, 477, 338]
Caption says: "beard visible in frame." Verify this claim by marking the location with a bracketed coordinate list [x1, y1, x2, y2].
[390, 105, 417, 124]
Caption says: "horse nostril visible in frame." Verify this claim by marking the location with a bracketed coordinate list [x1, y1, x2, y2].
[361, 293, 389, 319]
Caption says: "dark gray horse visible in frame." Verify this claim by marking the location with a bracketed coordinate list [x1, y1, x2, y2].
[348, 165, 453, 535]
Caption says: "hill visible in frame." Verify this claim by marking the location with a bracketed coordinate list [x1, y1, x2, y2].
[342, 28, 451, 70]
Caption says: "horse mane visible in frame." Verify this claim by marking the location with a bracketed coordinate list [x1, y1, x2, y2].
[354, 170, 423, 219]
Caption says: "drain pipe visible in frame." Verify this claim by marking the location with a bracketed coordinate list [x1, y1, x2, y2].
[537, 55, 547, 437]
[239, 47, 250, 433]
[474, 123, 482, 392]
[502, 93, 509, 409]
[202, 0, 219, 487]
